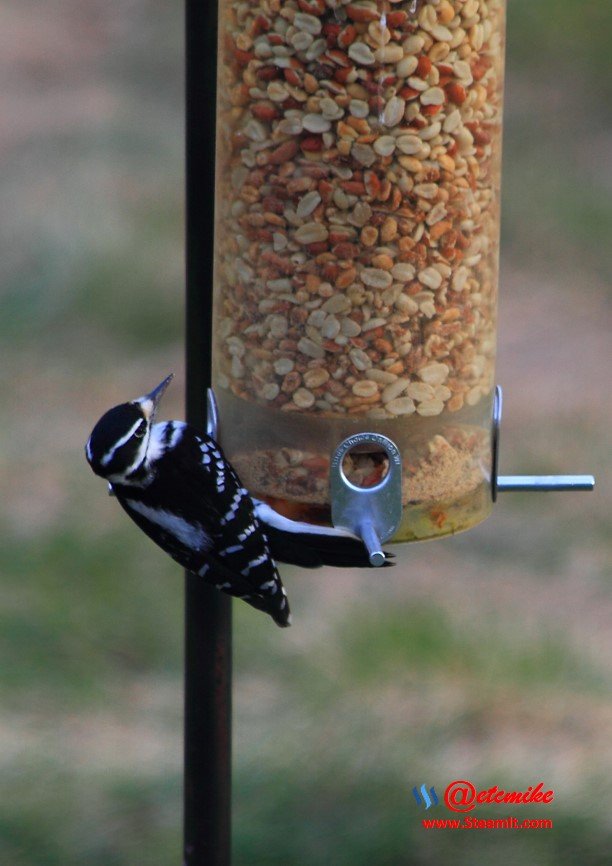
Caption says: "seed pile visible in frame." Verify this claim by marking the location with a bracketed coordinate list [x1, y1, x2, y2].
[214, 0, 504, 420]
[232, 425, 489, 508]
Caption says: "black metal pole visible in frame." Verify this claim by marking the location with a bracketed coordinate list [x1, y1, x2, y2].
[185, 0, 232, 864]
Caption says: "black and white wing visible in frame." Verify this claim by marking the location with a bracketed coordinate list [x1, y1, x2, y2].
[113, 422, 291, 627]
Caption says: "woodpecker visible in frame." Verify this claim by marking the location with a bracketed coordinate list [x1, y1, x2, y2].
[85, 375, 391, 627]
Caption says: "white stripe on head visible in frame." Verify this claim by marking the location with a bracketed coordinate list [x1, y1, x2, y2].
[100, 418, 144, 467]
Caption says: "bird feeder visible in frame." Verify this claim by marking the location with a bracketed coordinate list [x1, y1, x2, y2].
[185, 1, 596, 863]
[209, 0, 592, 560]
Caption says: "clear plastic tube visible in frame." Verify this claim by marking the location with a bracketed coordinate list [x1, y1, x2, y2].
[213, 0, 506, 542]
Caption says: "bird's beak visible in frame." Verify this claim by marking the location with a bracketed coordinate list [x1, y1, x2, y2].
[138, 373, 174, 421]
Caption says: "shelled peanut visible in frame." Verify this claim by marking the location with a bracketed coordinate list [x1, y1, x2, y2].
[214, 0, 504, 420]
[231, 423, 490, 509]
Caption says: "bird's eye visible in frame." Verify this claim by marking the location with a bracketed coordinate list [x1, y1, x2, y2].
[134, 421, 147, 439]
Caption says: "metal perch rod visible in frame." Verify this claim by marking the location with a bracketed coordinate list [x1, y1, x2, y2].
[497, 475, 595, 492]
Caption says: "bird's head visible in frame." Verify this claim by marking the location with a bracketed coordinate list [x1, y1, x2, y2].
[85, 374, 174, 483]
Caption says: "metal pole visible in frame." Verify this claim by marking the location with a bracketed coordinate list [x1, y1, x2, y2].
[185, 0, 232, 863]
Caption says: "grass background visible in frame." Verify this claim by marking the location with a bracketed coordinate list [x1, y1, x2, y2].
[1, 1, 610, 863]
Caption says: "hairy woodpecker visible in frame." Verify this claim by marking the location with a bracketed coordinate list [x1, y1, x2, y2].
[85, 375, 391, 627]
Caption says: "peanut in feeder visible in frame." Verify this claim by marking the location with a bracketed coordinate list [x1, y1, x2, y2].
[209, 0, 593, 558]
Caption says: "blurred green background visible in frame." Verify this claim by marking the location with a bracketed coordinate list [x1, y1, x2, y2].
[1, 1, 610, 863]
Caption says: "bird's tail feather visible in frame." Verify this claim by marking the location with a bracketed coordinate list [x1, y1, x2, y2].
[200, 554, 292, 626]
[242, 591, 292, 627]
[253, 499, 394, 569]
